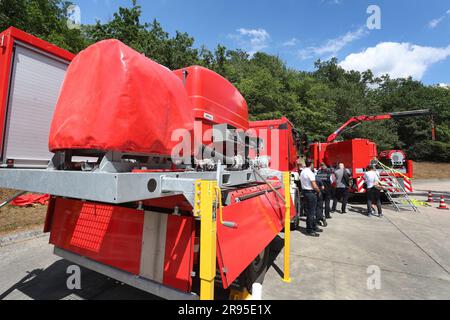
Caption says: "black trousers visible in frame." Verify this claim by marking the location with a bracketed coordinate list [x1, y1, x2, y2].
[322, 189, 332, 218]
[316, 192, 324, 222]
[367, 187, 382, 215]
[332, 188, 349, 213]
[303, 191, 317, 232]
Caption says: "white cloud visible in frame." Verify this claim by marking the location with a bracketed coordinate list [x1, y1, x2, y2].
[229, 28, 270, 55]
[428, 9, 450, 28]
[298, 27, 367, 60]
[339, 42, 450, 80]
[428, 18, 444, 29]
[282, 38, 299, 47]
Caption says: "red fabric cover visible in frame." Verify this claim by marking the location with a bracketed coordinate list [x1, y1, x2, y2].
[11, 194, 50, 207]
[49, 40, 194, 156]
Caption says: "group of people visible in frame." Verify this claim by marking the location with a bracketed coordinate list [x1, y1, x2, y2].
[298, 160, 384, 237]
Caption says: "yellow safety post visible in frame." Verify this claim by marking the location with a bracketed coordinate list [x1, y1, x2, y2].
[196, 180, 218, 300]
[282, 172, 292, 283]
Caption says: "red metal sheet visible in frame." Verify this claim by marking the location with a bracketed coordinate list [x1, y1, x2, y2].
[49, 198, 144, 275]
[0, 27, 74, 157]
[173, 66, 249, 131]
[323, 139, 378, 176]
[249, 117, 298, 171]
[162, 215, 195, 292]
[217, 189, 287, 288]
[49, 39, 194, 156]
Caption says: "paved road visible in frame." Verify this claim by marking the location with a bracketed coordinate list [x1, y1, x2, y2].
[264, 179, 450, 299]
[1, 180, 449, 300]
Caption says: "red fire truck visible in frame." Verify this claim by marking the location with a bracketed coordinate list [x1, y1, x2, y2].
[310, 110, 435, 193]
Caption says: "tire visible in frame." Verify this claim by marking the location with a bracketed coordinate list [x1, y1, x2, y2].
[242, 246, 270, 293]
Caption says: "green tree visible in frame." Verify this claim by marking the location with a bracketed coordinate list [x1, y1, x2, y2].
[0, 0, 87, 52]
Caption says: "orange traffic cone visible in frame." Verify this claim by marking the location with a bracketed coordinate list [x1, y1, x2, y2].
[427, 191, 434, 203]
[437, 196, 449, 210]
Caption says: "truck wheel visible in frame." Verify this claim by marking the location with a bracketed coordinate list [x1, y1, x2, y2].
[243, 246, 270, 293]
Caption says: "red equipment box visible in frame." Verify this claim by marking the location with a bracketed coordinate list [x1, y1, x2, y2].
[173, 66, 249, 131]
[313, 139, 378, 176]
[49, 39, 194, 157]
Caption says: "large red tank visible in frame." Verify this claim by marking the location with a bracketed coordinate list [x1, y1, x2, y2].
[173, 66, 249, 131]
[49, 40, 194, 156]
[49, 41, 250, 157]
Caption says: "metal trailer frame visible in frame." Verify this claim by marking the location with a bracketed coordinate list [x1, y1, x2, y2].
[0, 166, 291, 300]
[0, 167, 282, 206]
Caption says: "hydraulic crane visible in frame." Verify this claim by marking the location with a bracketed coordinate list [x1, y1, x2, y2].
[326, 109, 436, 143]
[311, 109, 436, 194]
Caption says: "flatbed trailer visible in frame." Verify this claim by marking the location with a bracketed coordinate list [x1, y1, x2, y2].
[0, 28, 297, 300]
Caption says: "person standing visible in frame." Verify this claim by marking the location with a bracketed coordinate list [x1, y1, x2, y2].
[364, 165, 383, 217]
[295, 162, 306, 218]
[316, 162, 333, 220]
[315, 173, 327, 227]
[300, 160, 322, 237]
[332, 163, 351, 214]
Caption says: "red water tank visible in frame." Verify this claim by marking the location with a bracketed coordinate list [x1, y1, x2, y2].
[49, 40, 194, 156]
[49, 41, 250, 157]
[173, 66, 249, 131]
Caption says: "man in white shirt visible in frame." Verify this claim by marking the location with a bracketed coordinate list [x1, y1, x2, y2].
[300, 160, 322, 237]
[364, 165, 383, 217]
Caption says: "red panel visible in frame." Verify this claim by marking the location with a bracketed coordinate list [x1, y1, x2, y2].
[49, 40, 194, 156]
[0, 27, 74, 155]
[162, 215, 195, 292]
[44, 197, 56, 233]
[249, 117, 298, 171]
[217, 190, 286, 288]
[310, 142, 329, 168]
[173, 66, 249, 130]
[324, 139, 378, 177]
[2, 27, 74, 61]
[49, 198, 144, 275]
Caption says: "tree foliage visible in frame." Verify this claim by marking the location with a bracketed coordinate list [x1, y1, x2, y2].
[1, 0, 449, 161]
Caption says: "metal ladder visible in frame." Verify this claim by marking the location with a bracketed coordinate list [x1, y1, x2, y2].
[378, 162, 419, 213]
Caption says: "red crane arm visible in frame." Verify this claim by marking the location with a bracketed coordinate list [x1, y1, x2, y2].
[326, 114, 392, 143]
[326, 109, 434, 143]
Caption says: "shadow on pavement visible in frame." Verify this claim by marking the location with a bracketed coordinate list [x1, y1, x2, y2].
[267, 236, 285, 280]
[0, 259, 159, 300]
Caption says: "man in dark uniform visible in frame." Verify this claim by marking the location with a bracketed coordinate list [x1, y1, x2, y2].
[315, 171, 327, 227]
[316, 162, 333, 221]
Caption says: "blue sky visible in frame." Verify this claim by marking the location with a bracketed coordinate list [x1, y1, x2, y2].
[74, 0, 450, 85]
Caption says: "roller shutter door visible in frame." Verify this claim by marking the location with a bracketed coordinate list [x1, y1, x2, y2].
[1, 42, 69, 168]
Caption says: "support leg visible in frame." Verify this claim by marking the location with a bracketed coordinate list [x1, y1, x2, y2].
[283, 172, 292, 283]
[197, 180, 218, 300]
